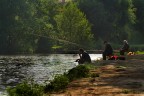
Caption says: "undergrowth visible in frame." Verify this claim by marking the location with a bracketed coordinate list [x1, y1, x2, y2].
[7, 81, 43, 96]
[7, 64, 95, 95]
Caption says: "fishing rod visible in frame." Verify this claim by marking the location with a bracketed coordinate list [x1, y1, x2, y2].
[28, 33, 91, 49]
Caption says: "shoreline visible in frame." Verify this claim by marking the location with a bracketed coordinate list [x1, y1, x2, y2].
[47, 54, 144, 96]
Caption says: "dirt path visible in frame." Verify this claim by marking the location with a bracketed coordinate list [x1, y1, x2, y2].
[49, 55, 144, 96]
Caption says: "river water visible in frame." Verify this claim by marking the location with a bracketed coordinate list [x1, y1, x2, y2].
[0, 54, 102, 95]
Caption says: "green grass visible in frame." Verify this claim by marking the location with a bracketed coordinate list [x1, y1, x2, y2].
[135, 51, 144, 54]
[7, 81, 44, 96]
[44, 75, 69, 93]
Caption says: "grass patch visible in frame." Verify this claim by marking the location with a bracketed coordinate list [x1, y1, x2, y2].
[44, 75, 69, 93]
[66, 65, 90, 81]
[7, 81, 43, 96]
[135, 51, 144, 55]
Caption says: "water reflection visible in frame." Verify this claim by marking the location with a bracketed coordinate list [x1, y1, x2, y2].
[0, 54, 102, 95]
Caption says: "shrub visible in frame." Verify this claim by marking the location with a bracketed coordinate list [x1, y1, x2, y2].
[66, 65, 90, 81]
[44, 65, 90, 93]
[7, 81, 43, 96]
[44, 75, 69, 92]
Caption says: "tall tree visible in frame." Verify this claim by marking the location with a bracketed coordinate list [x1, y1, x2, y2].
[77, 0, 136, 43]
[0, 0, 34, 54]
[133, 0, 144, 36]
[101, 0, 136, 42]
[77, 0, 109, 40]
[55, 2, 93, 50]
[32, 0, 59, 53]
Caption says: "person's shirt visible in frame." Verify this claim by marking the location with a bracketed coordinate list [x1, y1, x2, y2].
[104, 43, 113, 53]
[81, 51, 91, 63]
[122, 43, 129, 51]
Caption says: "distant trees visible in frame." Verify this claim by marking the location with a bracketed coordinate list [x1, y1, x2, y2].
[0, 0, 34, 54]
[77, 0, 136, 43]
[0, 0, 60, 54]
[77, 0, 108, 40]
[0, 0, 144, 54]
[32, 0, 59, 53]
[133, 0, 144, 35]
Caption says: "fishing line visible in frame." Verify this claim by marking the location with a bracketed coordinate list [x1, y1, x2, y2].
[28, 33, 91, 49]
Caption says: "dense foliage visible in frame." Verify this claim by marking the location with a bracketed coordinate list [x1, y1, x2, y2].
[0, 0, 144, 54]
[7, 81, 43, 96]
[44, 64, 90, 93]
[66, 64, 90, 81]
[44, 75, 69, 92]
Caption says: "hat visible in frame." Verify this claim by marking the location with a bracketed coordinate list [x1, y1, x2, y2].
[123, 40, 128, 44]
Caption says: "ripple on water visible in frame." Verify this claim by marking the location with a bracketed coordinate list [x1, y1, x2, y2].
[0, 54, 102, 95]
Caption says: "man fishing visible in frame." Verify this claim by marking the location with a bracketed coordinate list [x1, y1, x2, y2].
[75, 48, 91, 64]
[120, 40, 129, 55]
[102, 41, 113, 60]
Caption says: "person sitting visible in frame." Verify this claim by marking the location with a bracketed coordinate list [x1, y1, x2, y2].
[75, 48, 91, 64]
[102, 41, 113, 60]
[120, 40, 129, 55]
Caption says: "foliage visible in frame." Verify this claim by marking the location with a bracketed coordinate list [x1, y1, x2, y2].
[77, 0, 109, 40]
[133, 0, 144, 36]
[0, 0, 144, 53]
[135, 51, 144, 54]
[7, 81, 43, 96]
[77, 0, 136, 43]
[55, 2, 94, 50]
[0, 0, 60, 54]
[31, 0, 59, 53]
[44, 75, 69, 92]
[66, 65, 90, 81]
[0, 0, 34, 54]
[44, 64, 91, 93]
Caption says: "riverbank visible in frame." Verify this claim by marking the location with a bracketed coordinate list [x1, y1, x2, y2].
[48, 54, 144, 96]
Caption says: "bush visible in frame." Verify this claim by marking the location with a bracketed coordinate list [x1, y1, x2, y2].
[66, 65, 90, 81]
[7, 81, 43, 96]
[44, 75, 69, 92]
[44, 65, 90, 93]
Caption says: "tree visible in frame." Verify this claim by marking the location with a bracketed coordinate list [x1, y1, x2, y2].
[77, 0, 136, 43]
[0, 0, 35, 54]
[133, 0, 144, 36]
[55, 2, 94, 50]
[77, 0, 109, 40]
[32, 0, 60, 53]
[103, 0, 136, 42]
[0, 0, 60, 54]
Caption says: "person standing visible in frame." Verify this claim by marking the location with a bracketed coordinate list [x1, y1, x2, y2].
[76, 48, 91, 64]
[102, 41, 113, 60]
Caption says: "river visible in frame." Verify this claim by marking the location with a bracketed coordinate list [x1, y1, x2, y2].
[0, 54, 102, 95]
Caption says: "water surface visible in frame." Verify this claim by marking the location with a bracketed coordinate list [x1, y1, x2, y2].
[0, 54, 102, 95]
